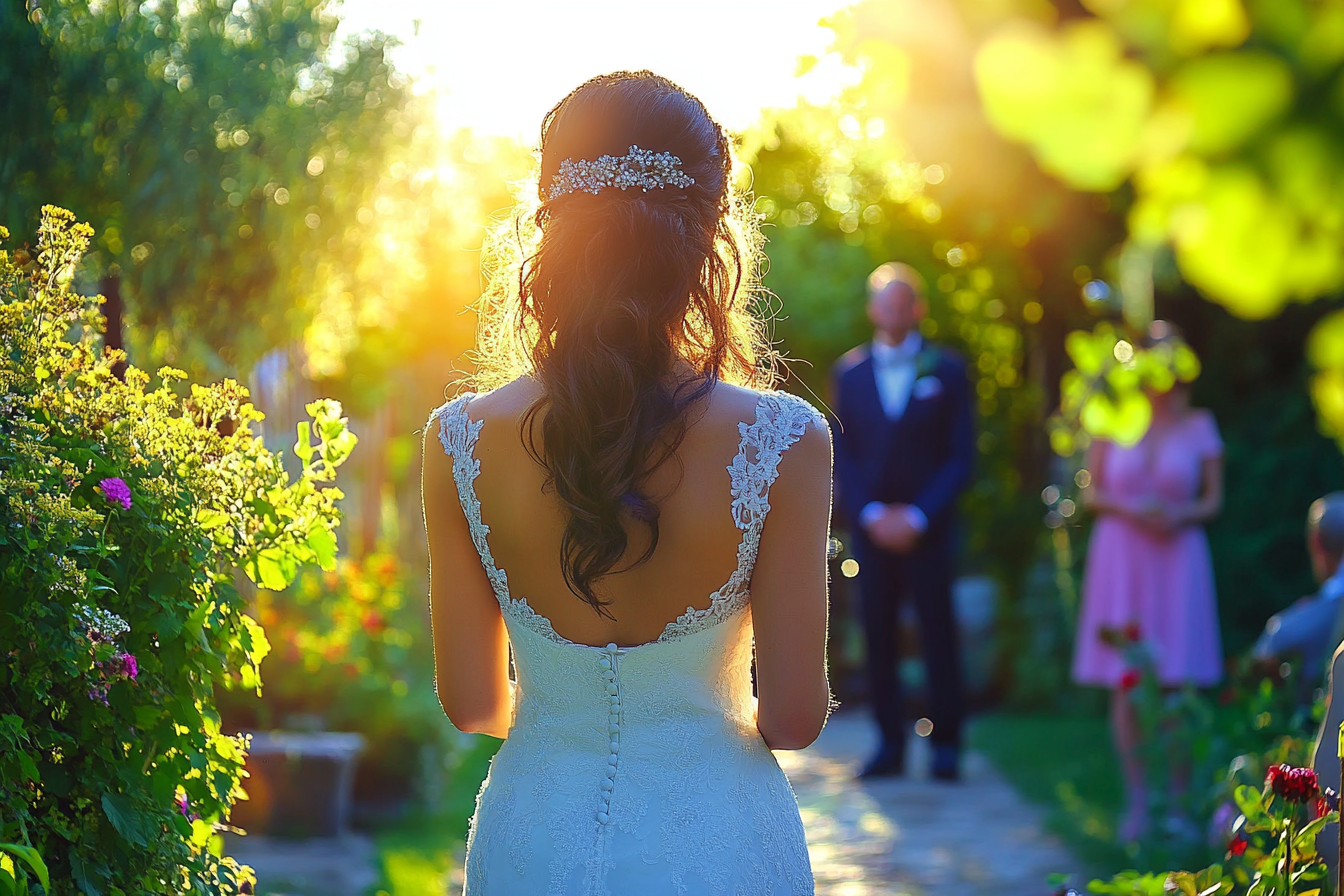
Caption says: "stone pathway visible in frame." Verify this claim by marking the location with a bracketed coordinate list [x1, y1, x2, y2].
[234, 711, 1080, 895]
[780, 710, 1077, 896]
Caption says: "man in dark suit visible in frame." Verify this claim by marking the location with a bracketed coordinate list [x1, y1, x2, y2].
[832, 262, 974, 781]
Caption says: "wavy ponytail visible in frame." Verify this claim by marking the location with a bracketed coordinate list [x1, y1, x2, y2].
[471, 71, 773, 615]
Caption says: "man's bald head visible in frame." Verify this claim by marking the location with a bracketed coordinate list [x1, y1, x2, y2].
[1308, 492, 1344, 582]
[868, 262, 927, 300]
[867, 262, 927, 343]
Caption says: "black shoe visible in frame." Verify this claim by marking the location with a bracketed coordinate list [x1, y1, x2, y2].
[930, 744, 960, 782]
[858, 746, 905, 779]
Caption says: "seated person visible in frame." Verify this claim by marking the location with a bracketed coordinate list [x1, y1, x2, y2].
[1300, 493, 1344, 874]
[1256, 492, 1344, 690]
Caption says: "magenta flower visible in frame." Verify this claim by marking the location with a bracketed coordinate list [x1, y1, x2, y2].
[98, 477, 132, 509]
[176, 792, 198, 820]
[114, 652, 138, 681]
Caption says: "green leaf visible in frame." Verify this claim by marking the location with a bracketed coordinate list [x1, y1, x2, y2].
[240, 613, 271, 667]
[196, 509, 229, 531]
[0, 844, 46, 894]
[1167, 51, 1293, 155]
[247, 547, 298, 591]
[1295, 812, 1333, 849]
[294, 421, 314, 464]
[13, 750, 39, 784]
[1233, 784, 1264, 821]
[102, 793, 148, 847]
[307, 526, 337, 571]
[69, 849, 99, 896]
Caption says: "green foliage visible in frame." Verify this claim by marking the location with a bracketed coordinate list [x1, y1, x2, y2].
[1090, 759, 1336, 896]
[0, 207, 353, 893]
[0, 0, 413, 378]
[1100, 627, 1320, 868]
[1088, 866, 1232, 896]
[971, 0, 1344, 444]
[0, 842, 51, 896]
[1051, 321, 1200, 455]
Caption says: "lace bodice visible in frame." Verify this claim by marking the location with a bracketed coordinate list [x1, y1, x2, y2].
[429, 387, 824, 896]
[432, 389, 820, 648]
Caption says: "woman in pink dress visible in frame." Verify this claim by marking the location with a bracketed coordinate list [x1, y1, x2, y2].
[1072, 332, 1225, 842]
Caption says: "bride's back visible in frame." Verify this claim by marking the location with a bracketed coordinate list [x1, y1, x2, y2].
[465, 375, 763, 647]
[423, 69, 830, 894]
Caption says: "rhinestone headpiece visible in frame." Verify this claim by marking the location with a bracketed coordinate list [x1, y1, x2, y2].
[546, 145, 696, 201]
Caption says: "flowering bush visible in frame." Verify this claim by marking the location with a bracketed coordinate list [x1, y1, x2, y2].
[1221, 763, 1336, 895]
[0, 208, 355, 893]
[1088, 763, 1338, 896]
[218, 551, 461, 817]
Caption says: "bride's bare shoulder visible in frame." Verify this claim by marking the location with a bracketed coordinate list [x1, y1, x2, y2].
[703, 382, 825, 425]
[460, 376, 543, 422]
[702, 381, 763, 420]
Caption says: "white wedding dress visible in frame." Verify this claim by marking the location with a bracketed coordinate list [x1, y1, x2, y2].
[431, 389, 821, 896]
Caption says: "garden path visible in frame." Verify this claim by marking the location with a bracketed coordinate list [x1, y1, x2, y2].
[777, 709, 1079, 896]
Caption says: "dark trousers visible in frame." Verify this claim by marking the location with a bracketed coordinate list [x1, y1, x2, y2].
[854, 533, 965, 756]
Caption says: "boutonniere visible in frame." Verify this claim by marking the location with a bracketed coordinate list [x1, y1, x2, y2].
[914, 346, 940, 378]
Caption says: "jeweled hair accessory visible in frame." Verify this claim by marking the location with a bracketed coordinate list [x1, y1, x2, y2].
[546, 145, 696, 201]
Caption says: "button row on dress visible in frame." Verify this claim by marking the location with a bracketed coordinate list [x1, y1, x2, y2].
[597, 642, 624, 826]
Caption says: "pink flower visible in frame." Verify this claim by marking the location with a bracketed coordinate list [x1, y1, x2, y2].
[114, 652, 137, 681]
[98, 477, 132, 509]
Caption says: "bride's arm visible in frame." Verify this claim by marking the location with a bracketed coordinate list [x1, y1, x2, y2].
[422, 426, 513, 739]
[751, 417, 834, 751]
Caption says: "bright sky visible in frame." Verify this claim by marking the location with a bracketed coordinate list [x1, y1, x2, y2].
[335, 0, 856, 139]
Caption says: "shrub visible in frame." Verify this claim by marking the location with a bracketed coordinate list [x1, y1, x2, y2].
[0, 207, 355, 894]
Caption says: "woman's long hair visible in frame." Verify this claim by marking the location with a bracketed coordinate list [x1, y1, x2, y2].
[470, 71, 774, 615]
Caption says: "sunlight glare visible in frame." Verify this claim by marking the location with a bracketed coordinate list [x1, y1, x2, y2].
[335, 0, 855, 139]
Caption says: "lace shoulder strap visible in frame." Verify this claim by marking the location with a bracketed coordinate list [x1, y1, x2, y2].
[659, 390, 825, 643]
[727, 390, 825, 534]
[427, 393, 510, 599]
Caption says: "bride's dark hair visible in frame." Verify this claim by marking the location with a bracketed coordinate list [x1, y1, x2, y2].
[471, 71, 773, 614]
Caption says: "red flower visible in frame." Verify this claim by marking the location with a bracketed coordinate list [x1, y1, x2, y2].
[1123, 623, 1141, 642]
[360, 610, 385, 634]
[1227, 833, 1248, 856]
[1119, 669, 1141, 692]
[1267, 764, 1321, 803]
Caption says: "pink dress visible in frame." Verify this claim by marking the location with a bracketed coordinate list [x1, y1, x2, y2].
[1072, 409, 1224, 688]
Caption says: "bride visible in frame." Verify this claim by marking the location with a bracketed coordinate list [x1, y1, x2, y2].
[422, 70, 832, 895]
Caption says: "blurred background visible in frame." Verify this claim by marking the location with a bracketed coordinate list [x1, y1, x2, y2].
[9, 0, 1344, 890]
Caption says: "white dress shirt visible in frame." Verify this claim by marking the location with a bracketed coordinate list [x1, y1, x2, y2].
[870, 332, 922, 420]
[861, 332, 928, 535]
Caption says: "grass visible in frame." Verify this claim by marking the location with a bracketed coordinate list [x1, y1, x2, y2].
[367, 735, 499, 896]
[968, 712, 1134, 877]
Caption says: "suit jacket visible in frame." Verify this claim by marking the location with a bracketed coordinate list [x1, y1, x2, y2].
[831, 340, 975, 542]
[1311, 639, 1344, 879]
[1254, 569, 1344, 688]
